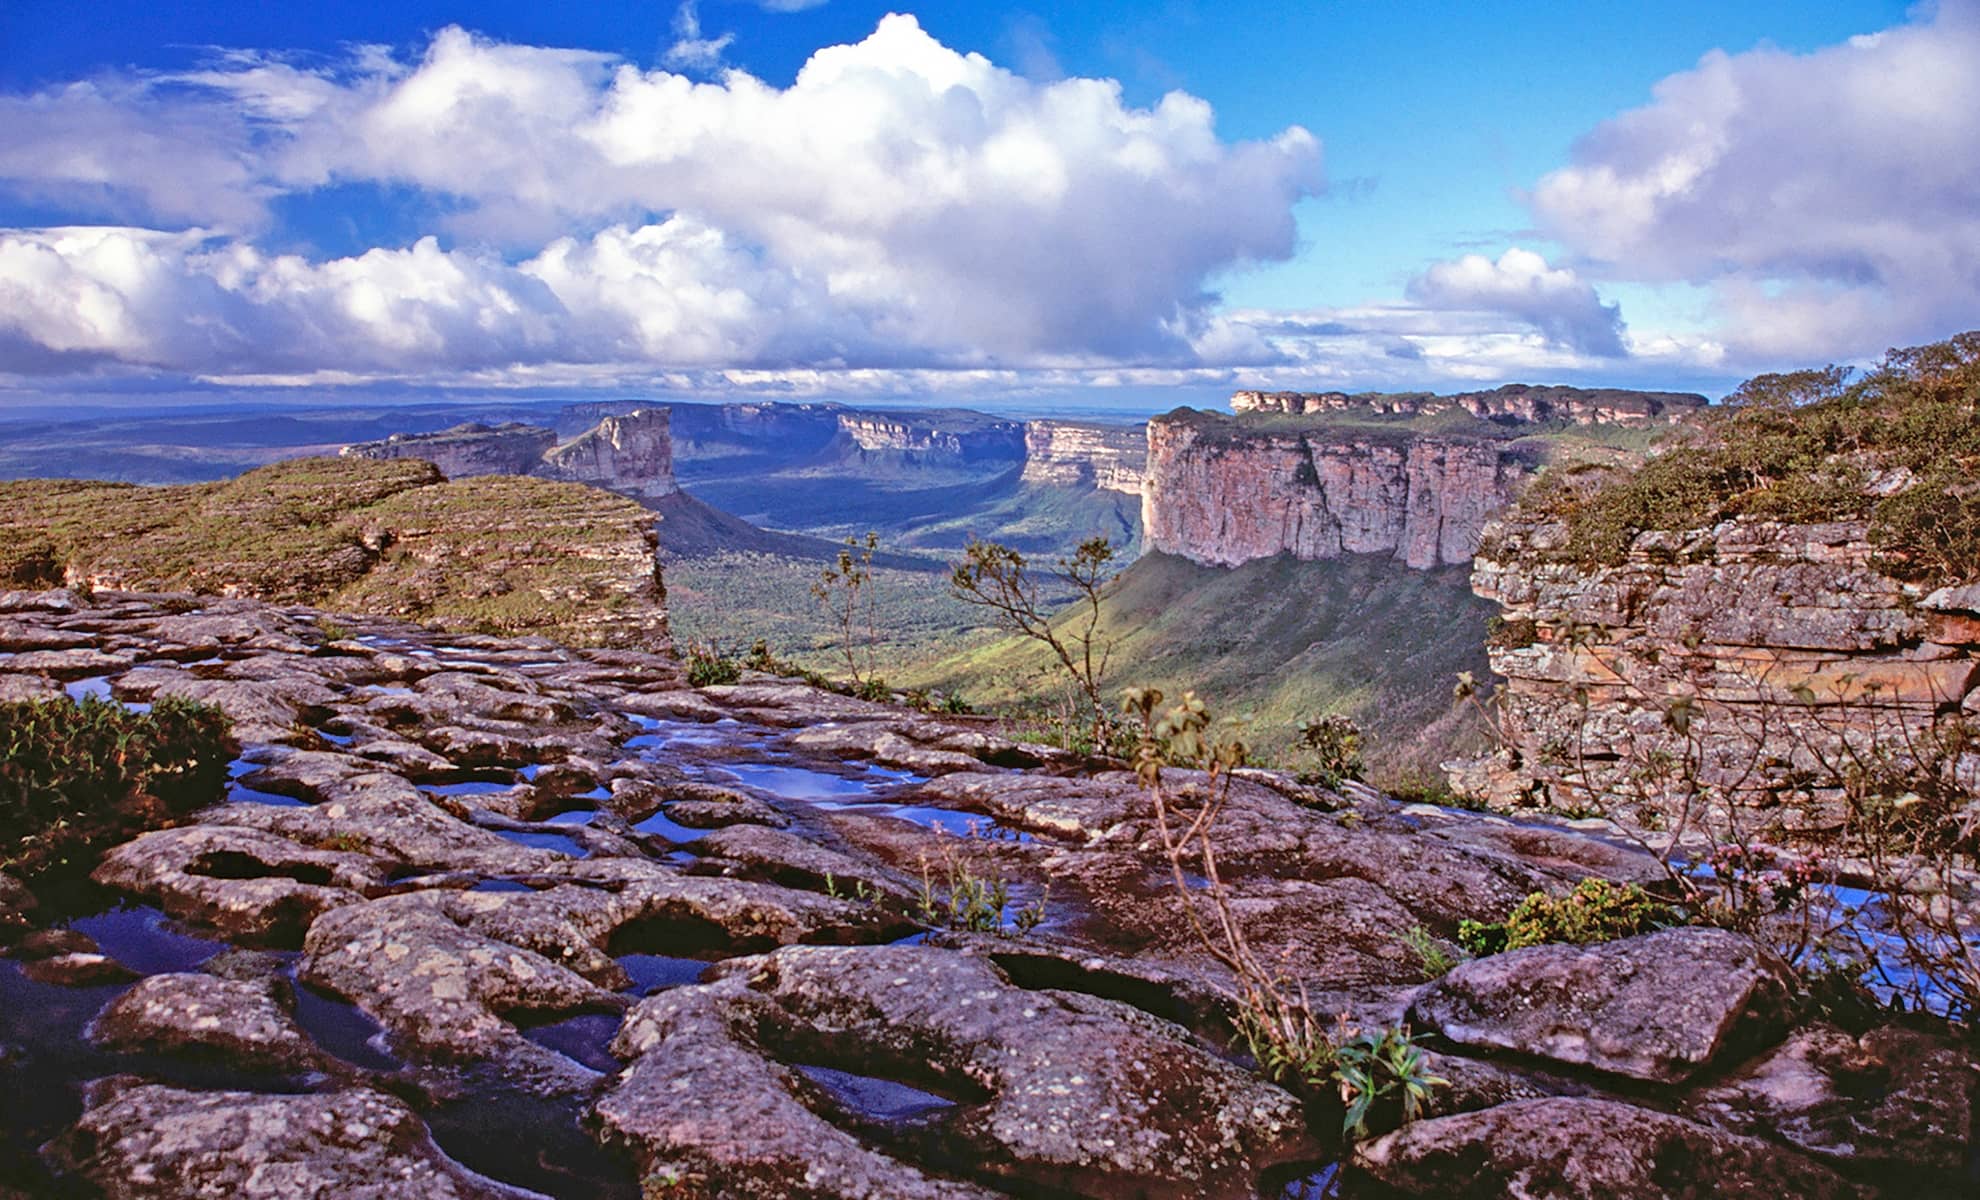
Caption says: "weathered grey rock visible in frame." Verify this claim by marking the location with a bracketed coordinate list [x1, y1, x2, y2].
[21, 952, 140, 986]
[302, 873, 894, 1092]
[1687, 1021, 1978, 1177]
[1410, 928, 1797, 1083]
[600, 945, 1317, 1199]
[5, 647, 133, 678]
[1352, 1096, 1856, 1199]
[88, 972, 323, 1073]
[93, 824, 379, 939]
[48, 1082, 534, 1199]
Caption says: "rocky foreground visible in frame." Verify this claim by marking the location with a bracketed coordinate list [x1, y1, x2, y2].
[0, 588, 1973, 1199]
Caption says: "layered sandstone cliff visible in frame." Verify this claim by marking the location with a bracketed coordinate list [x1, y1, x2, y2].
[1141, 413, 1530, 569]
[342, 423, 555, 478]
[343, 409, 678, 506]
[1453, 510, 1980, 821]
[1233, 384, 1706, 427]
[1019, 420, 1146, 494]
[831, 412, 1025, 463]
[536, 409, 678, 502]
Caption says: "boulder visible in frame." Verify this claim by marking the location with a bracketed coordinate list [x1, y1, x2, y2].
[46, 1082, 532, 1199]
[1409, 928, 1797, 1083]
[599, 944, 1317, 1199]
[1686, 1021, 1978, 1177]
[1352, 1096, 1857, 1199]
[87, 972, 323, 1074]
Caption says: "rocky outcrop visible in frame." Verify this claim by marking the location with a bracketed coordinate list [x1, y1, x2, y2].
[5, 589, 1973, 1199]
[1354, 1097, 1858, 1200]
[341, 422, 555, 477]
[831, 412, 1025, 463]
[47, 1082, 529, 1200]
[1019, 420, 1147, 494]
[1142, 412, 1529, 568]
[535, 408, 678, 501]
[1233, 383, 1707, 426]
[1455, 509, 1980, 820]
[344, 408, 679, 503]
[1410, 928, 1798, 1083]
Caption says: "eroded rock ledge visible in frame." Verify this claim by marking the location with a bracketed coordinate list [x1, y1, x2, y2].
[0, 588, 1970, 1199]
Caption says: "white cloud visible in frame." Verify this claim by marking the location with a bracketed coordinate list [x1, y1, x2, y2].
[1529, 0, 1980, 362]
[0, 16, 1321, 383]
[1405, 247, 1626, 357]
[663, 1, 735, 72]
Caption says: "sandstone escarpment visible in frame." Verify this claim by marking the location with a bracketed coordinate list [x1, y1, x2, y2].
[1019, 419, 1147, 494]
[831, 411, 1026, 463]
[344, 408, 679, 504]
[1142, 412, 1529, 569]
[1233, 384, 1706, 426]
[1455, 508, 1980, 819]
[341, 422, 556, 477]
[535, 408, 679, 502]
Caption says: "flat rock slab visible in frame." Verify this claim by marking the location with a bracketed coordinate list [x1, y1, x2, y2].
[1409, 928, 1796, 1083]
[46, 1082, 535, 1200]
[1687, 1021, 1979, 1178]
[87, 972, 323, 1074]
[1353, 1096, 1856, 1200]
[599, 944, 1316, 1200]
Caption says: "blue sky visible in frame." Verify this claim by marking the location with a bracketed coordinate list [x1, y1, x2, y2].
[0, 0, 1971, 409]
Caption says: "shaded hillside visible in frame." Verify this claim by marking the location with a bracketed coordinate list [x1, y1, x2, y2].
[0, 457, 666, 648]
[906, 550, 1496, 782]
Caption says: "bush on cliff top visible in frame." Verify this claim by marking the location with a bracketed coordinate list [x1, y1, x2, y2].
[0, 694, 233, 878]
[1532, 331, 1980, 581]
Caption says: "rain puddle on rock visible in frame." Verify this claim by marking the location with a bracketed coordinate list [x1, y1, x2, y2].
[470, 879, 536, 894]
[616, 953, 709, 996]
[518, 1012, 623, 1074]
[421, 780, 518, 798]
[544, 810, 597, 827]
[631, 809, 705, 845]
[228, 782, 307, 807]
[287, 971, 401, 1071]
[494, 830, 587, 857]
[425, 1085, 641, 1200]
[68, 903, 227, 976]
[717, 761, 919, 800]
[796, 1064, 957, 1123]
[62, 677, 113, 704]
[1275, 1163, 1343, 1198]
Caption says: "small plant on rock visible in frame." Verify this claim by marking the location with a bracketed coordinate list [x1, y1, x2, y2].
[950, 535, 1119, 747]
[1332, 1025, 1449, 1139]
[1457, 878, 1677, 957]
[916, 850, 1047, 936]
[1124, 685, 1446, 1138]
[811, 532, 881, 688]
[1295, 714, 1364, 788]
[684, 643, 742, 688]
[1402, 925, 1461, 978]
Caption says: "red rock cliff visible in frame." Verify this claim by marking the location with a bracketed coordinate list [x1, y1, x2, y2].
[1140, 413, 1530, 569]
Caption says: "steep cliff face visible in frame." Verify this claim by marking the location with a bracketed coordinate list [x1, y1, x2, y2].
[341, 423, 556, 477]
[1141, 414, 1529, 569]
[1019, 421, 1146, 494]
[1454, 510, 1980, 820]
[1233, 384, 1706, 426]
[536, 408, 679, 502]
[342, 411, 678, 507]
[831, 413, 1025, 463]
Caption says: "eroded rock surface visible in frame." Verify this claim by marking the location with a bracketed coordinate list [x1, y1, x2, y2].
[47, 1082, 532, 1199]
[1410, 928, 1798, 1083]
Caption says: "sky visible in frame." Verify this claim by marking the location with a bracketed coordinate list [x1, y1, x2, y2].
[0, 0, 1973, 411]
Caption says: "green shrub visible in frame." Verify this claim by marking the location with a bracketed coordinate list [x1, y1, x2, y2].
[684, 644, 742, 687]
[1457, 878, 1676, 957]
[1295, 714, 1364, 787]
[1533, 331, 1980, 579]
[0, 695, 234, 876]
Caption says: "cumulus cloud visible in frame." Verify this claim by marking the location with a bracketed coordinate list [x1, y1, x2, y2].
[1529, 0, 1980, 361]
[1405, 248, 1626, 357]
[0, 16, 1320, 383]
